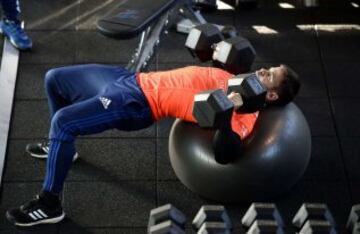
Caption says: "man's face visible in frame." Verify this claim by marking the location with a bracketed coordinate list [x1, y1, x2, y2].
[254, 65, 288, 102]
[255, 65, 287, 91]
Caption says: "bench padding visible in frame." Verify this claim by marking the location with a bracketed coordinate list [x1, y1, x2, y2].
[97, 0, 178, 39]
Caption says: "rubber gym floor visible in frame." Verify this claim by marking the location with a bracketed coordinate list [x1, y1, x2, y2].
[0, 0, 360, 233]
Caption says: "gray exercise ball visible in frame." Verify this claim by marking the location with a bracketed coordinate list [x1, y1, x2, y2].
[168, 103, 311, 202]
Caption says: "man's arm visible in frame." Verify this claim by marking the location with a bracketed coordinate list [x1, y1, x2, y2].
[213, 92, 243, 164]
[212, 125, 243, 164]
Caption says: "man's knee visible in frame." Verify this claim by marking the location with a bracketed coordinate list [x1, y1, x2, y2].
[49, 108, 77, 141]
[44, 68, 61, 92]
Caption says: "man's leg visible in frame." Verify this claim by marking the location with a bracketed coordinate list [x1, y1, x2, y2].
[7, 97, 124, 226]
[6, 72, 153, 226]
[44, 64, 134, 118]
[44, 70, 153, 194]
[0, 0, 32, 50]
[27, 64, 134, 158]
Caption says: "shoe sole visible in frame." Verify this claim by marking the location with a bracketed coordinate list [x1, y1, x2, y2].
[28, 152, 48, 159]
[8, 212, 65, 227]
[29, 152, 79, 161]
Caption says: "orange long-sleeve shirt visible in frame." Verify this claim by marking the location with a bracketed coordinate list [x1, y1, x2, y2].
[136, 66, 258, 139]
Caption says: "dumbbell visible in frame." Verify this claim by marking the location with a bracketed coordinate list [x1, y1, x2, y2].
[185, 23, 255, 74]
[193, 73, 266, 129]
[215, 25, 255, 75]
[185, 23, 249, 59]
[185, 23, 225, 62]
[346, 204, 360, 234]
[242, 203, 284, 234]
[227, 73, 267, 113]
[148, 204, 186, 234]
[192, 205, 232, 234]
[292, 203, 336, 234]
[212, 36, 256, 74]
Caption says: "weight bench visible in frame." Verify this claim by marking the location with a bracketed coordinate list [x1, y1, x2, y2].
[97, 0, 208, 72]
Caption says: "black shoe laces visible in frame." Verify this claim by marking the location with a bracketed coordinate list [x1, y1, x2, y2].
[21, 195, 42, 212]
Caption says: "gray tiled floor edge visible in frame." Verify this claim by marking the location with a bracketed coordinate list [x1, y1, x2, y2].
[0, 38, 20, 186]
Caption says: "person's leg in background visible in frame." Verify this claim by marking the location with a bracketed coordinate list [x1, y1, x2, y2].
[5, 70, 153, 226]
[27, 64, 133, 158]
[0, 0, 32, 50]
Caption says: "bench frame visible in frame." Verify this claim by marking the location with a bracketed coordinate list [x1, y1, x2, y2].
[126, 12, 170, 72]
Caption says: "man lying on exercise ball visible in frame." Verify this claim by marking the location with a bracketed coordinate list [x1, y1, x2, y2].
[6, 64, 300, 226]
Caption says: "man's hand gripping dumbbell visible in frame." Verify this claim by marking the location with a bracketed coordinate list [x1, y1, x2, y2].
[193, 73, 267, 164]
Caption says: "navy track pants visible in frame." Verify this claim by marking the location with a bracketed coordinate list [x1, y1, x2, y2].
[43, 64, 154, 193]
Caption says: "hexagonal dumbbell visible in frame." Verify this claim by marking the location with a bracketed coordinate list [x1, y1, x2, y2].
[148, 204, 186, 234]
[192, 205, 232, 234]
[212, 36, 256, 74]
[185, 23, 224, 62]
[193, 74, 266, 129]
[347, 204, 360, 234]
[185, 23, 241, 61]
[193, 89, 234, 129]
[227, 73, 266, 113]
[292, 203, 336, 234]
[242, 203, 284, 234]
